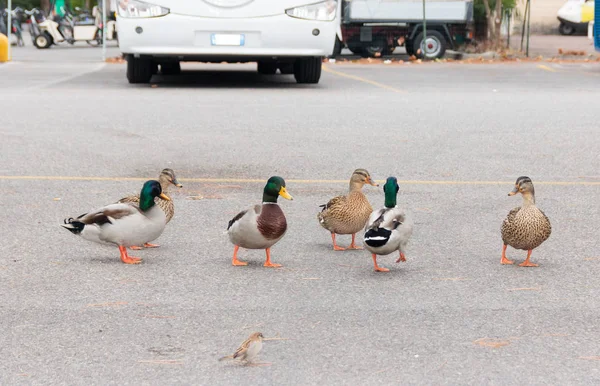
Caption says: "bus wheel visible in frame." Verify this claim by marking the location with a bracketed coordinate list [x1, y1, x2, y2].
[294, 57, 322, 84]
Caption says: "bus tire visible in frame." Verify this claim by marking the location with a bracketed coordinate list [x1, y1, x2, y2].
[126, 55, 153, 84]
[294, 57, 322, 84]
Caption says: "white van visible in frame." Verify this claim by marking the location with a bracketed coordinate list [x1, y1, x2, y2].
[116, 0, 339, 84]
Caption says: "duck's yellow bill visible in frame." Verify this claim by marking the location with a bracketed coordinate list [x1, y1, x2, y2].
[159, 193, 171, 201]
[279, 187, 293, 200]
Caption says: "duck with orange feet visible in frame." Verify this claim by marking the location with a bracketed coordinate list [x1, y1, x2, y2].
[501, 176, 552, 267]
[363, 177, 413, 272]
[317, 169, 378, 251]
[227, 176, 293, 268]
[61, 180, 170, 264]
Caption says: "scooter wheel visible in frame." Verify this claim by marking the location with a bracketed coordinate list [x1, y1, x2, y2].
[34, 33, 52, 49]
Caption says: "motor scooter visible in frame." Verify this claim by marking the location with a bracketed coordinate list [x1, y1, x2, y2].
[557, 0, 595, 35]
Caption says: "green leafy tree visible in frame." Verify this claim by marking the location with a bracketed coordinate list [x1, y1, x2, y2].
[474, 0, 518, 47]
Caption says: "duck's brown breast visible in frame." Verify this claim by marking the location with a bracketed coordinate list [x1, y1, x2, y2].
[257, 204, 287, 240]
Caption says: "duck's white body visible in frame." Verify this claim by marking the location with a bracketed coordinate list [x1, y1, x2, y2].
[64, 202, 167, 247]
[363, 206, 413, 256]
[227, 203, 287, 250]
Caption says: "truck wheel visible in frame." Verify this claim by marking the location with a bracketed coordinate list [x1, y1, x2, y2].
[257, 62, 278, 75]
[34, 32, 52, 49]
[347, 43, 364, 56]
[161, 62, 181, 75]
[405, 39, 415, 57]
[413, 30, 447, 59]
[558, 22, 574, 35]
[126, 55, 153, 84]
[293, 57, 322, 84]
[330, 36, 343, 58]
[364, 38, 392, 57]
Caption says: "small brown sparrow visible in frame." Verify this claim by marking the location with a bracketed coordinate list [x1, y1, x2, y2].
[219, 332, 264, 365]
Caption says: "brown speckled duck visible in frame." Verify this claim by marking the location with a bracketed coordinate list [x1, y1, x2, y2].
[501, 176, 551, 267]
[317, 169, 379, 251]
[227, 176, 293, 268]
[118, 168, 182, 250]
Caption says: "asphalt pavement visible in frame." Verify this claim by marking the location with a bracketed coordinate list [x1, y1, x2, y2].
[1, 44, 600, 385]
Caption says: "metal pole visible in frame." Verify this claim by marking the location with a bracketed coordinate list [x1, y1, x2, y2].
[507, 9, 511, 49]
[102, 0, 107, 61]
[520, 0, 528, 52]
[525, 0, 531, 57]
[422, 0, 427, 59]
[7, 0, 12, 61]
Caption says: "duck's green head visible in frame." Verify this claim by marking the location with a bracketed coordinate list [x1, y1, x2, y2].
[263, 176, 293, 203]
[139, 180, 170, 211]
[383, 177, 399, 208]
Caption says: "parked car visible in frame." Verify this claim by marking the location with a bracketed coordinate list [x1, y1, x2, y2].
[116, 0, 339, 84]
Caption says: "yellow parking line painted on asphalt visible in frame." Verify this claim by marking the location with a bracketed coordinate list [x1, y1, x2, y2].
[322, 65, 406, 93]
[2, 175, 600, 186]
[537, 65, 558, 73]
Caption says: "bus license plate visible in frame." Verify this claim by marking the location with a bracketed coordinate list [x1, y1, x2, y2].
[211, 34, 245, 46]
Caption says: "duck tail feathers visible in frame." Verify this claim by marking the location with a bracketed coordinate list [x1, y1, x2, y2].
[61, 217, 85, 235]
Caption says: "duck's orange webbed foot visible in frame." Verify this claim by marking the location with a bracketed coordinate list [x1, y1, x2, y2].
[119, 246, 142, 264]
[372, 254, 389, 272]
[347, 234, 363, 250]
[129, 245, 144, 250]
[396, 252, 406, 263]
[501, 244, 514, 265]
[143, 243, 160, 248]
[519, 250, 538, 267]
[232, 245, 248, 266]
[331, 233, 346, 251]
[264, 248, 282, 268]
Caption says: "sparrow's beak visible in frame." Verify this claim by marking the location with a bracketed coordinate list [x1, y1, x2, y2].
[508, 185, 519, 196]
[279, 186, 293, 200]
[159, 193, 171, 201]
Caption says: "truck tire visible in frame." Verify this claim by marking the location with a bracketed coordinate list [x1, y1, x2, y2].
[330, 36, 343, 58]
[161, 61, 181, 75]
[257, 61, 278, 75]
[126, 55, 153, 84]
[405, 39, 415, 56]
[363, 38, 393, 57]
[413, 30, 447, 60]
[293, 57, 322, 84]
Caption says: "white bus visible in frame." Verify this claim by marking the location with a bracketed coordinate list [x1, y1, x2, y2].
[116, 0, 340, 84]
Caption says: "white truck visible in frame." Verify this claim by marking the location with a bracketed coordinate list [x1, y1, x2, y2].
[335, 0, 474, 59]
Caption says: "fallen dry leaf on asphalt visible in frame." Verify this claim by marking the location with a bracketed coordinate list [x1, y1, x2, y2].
[474, 338, 511, 348]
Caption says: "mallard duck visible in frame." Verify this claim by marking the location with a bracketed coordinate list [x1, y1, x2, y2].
[501, 176, 551, 267]
[227, 176, 293, 268]
[118, 168, 182, 250]
[363, 177, 414, 272]
[317, 169, 379, 250]
[61, 180, 170, 264]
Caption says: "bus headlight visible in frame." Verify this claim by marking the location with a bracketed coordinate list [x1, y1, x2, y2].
[285, 0, 337, 21]
[118, 0, 169, 18]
